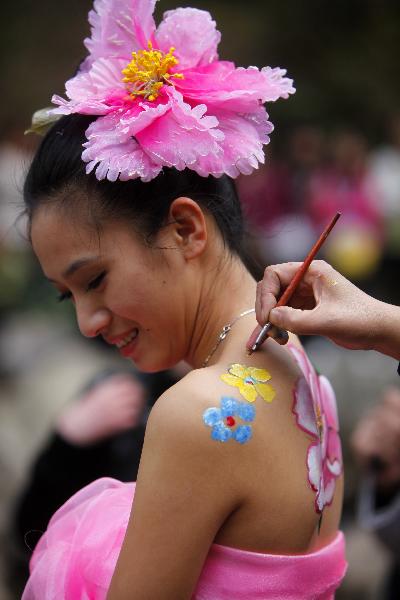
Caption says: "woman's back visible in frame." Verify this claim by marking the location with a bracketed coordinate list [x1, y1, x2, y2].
[172, 331, 343, 555]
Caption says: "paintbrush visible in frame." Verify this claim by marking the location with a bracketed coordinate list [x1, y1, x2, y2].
[248, 212, 342, 354]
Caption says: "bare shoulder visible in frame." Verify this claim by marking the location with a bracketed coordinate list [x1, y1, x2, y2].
[144, 339, 311, 473]
[144, 367, 260, 489]
[147, 342, 302, 443]
[152, 367, 216, 405]
[138, 368, 246, 520]
[145, 368, 234, 453]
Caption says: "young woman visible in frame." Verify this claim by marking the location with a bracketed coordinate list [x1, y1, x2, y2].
[22, 1, 346, 598]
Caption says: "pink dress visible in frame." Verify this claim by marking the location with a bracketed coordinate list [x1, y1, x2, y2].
[22, 479, 346, 600]
[22, 345, 347, 599]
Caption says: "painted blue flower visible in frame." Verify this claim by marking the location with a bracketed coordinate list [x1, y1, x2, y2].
[233, 425, 252, 444]
[203, 396, 255, 444]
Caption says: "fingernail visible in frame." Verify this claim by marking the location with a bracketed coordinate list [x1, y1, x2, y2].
[246, 326, 261, 351]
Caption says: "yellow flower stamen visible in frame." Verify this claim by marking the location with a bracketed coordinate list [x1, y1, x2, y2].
[122, 41, 184, 102]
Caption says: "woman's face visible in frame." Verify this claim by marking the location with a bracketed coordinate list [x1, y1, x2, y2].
[31, 204, 192, 372]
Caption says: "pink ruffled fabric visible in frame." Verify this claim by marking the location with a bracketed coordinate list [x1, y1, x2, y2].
[22, 478, 346, 599]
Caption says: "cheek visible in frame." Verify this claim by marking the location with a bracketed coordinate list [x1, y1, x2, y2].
[107, 255, 180, 323]
[106, 280, 164, 321]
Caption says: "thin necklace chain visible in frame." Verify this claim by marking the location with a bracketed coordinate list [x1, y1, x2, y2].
[201, 308, 255, 368]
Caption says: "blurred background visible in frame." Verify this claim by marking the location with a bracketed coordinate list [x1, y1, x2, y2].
[1, 0, 399, 598]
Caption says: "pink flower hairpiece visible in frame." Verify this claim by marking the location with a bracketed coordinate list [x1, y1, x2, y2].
[49, 0, 295, 182]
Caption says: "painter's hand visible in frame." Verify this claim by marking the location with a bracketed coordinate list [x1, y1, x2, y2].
[247, 260, 394, 354]
[56, 374, 146, 446]
[351, 387, 400, 490]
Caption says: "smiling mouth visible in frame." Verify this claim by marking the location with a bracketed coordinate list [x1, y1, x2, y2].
[115, 329, 139, 349]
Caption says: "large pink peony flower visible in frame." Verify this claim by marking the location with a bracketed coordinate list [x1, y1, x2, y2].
[51, 0, 295, 182]
[288, 344, 342, 514]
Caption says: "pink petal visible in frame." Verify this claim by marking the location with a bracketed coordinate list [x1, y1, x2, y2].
[320, 414, 328, 458]
[320, 477, 336, 509]
[82, 112, 162, 182]
[327, 459, 342, 477]
[292, 375, 319, 438]
[327, 426, 343, 470]
[307, 442, 322, 493]
[194, 105, 272, 178]
[136, 88, 223, 171]
[84, 0, 157, 67]
[52, 58, 128, 115]
[51, 95, 112, 117]
[156, 8, 220, 70]
[308, 442, 331, 513]
[261, 66, 296, 100]
[118, 99, 171, 137]
[288, 343, 321, 408]
[320, 435, 342, 510]
[175, 62, 295, 112]
[288, 343, 313, 382]
[319, 375, 340, 431]
[316, 494, 325, 514]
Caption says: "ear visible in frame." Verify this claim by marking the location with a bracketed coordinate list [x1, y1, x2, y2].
[166, 197, 207, 260]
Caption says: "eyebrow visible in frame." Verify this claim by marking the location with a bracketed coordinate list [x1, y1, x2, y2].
[45, 256, 100, 283]
[62, 257, 100, 279]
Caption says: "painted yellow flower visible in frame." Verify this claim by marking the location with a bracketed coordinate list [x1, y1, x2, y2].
[221, 364, 275, 403]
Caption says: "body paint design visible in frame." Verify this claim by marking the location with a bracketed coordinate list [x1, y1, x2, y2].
[203, 396, 256, 444]
[289, 343, 342, 514]
[221, 364, 275, 403]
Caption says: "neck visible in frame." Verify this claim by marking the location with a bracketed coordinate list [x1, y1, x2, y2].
[185, 256, 257, 369]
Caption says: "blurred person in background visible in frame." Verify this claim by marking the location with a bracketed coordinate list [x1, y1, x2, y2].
[0, 126, 33, 379]
[8, 367, 181, 597]
[307, 130, 383, 282]
[285, 125, 325, 216]
[369, 113, 400, 305]
[238, 125, 325, 265]
[369, 113, 400, 254]
[352, 386, 400, 600]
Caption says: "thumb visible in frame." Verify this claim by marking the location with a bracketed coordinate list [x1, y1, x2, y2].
[269, 306, 318, 336]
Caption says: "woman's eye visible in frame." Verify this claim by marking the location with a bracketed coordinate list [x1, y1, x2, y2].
[57, 291, 72, 303]
[86, 271, 106, 292]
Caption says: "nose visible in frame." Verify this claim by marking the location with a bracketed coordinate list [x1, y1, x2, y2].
[76, 305, 111, 338]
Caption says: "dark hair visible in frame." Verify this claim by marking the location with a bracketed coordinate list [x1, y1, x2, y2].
[24, 114, 247, 260]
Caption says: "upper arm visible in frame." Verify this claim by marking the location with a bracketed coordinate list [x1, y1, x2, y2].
[107, 383, 242, 600]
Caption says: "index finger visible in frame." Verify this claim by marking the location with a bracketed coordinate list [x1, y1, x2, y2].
[256, 262, 303, 325]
